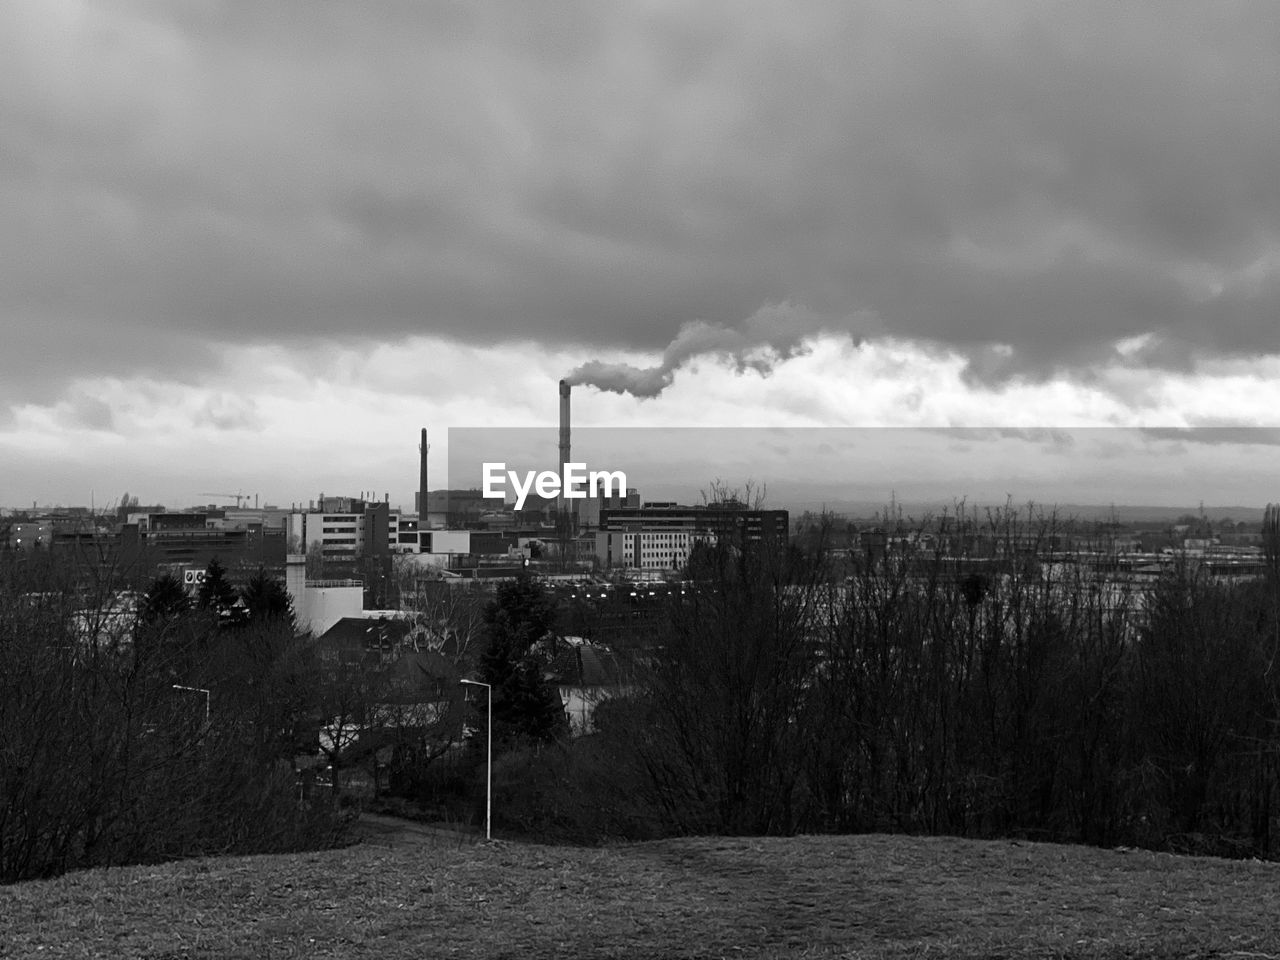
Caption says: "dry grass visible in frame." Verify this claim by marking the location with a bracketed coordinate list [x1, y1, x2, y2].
[2, 820, 1278, 960]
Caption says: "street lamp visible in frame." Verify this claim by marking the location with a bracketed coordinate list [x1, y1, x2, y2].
[172, 684, 210, 723]
[459, 678, 492, 840]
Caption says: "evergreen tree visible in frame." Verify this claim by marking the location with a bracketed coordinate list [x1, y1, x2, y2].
[476, 575, 567, 745]
[135, 572, 199, 667]
[139, 573, 190, 623]
[197, 557, 243, 627]
[239, 568, 295, 631]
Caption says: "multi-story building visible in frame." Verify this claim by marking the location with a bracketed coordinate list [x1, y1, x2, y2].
[288, 496, 418, 559]
[595, 503, 789, 571]
[577, 488, 641, 531]
[120, 511, 287, 569]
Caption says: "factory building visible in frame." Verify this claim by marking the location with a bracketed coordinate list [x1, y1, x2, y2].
[118, 510, 287, 569]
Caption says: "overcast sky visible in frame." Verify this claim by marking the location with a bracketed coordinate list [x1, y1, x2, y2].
[4, 1, 1280, 510]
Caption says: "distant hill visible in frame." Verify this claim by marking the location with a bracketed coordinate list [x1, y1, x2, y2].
[783, 499, 1268, 525]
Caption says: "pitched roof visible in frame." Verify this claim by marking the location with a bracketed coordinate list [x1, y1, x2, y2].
[386, 649, 461, 685]
[317, 616, 413, 650]
[549, 643, 627, 687]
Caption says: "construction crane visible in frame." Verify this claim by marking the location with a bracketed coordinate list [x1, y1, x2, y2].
[198, 491, 257, 509]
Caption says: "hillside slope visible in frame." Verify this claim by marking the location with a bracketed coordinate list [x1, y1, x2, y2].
[2, 823, 1277, 959]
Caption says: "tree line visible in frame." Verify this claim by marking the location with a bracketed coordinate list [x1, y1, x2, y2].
[8, 499, 1280, 881]
[492, 505, 1280, 859]
[0, 553, 347, 883]
[0, 549, 571, 882]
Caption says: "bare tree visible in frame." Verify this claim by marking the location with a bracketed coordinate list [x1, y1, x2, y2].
[636, 483, 820, 834]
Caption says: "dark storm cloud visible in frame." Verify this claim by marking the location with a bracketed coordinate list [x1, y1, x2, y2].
[3, 0, 1280, 398]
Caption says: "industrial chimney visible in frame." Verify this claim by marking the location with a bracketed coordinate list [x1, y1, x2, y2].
[558, 379, 571, 520]
[418, 428, 429, 518]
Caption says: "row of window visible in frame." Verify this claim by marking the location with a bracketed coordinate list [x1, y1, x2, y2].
[318, 514, 414, 526]
[316, 527, 407, 535]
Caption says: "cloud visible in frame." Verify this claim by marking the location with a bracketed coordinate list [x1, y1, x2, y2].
[66, 393, 116, 432]
[3, 0, 1280, 406]
[1138, 426, 1280, 447]
[194, 394, 260, 431]
[7, 331, 1280, 508]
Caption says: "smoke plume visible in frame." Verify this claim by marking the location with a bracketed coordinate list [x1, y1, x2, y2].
[566, 303, 853, 398]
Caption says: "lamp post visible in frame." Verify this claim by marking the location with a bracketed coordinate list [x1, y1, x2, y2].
[172, 684, 211, 723]
[459, 678, 492, 840]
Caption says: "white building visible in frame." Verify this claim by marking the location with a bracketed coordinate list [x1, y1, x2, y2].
[596, 526, 705, 571]
[287, 502, 421, 558]
[285, 554, 364, 635]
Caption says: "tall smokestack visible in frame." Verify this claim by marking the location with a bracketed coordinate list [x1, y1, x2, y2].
[559, 380, 571, 518]
[418, 428, 429, 518]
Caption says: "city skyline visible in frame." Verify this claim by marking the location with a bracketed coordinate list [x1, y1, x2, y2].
[5, 3, 1280, 506]
[9, 425, 1280, 520]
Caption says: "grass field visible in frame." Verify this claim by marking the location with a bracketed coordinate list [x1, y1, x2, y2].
[2, 816, 1278, 959]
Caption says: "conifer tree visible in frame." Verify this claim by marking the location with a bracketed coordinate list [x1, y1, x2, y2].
[197, 557, 242, 627]
[476, 575, 567, 745]
[140, 572, 190, 623]
[239, 568, 295, 631]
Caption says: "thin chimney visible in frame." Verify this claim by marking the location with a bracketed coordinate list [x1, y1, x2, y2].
[558, 380, 571, 518]
[419, 428, 429, 517]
